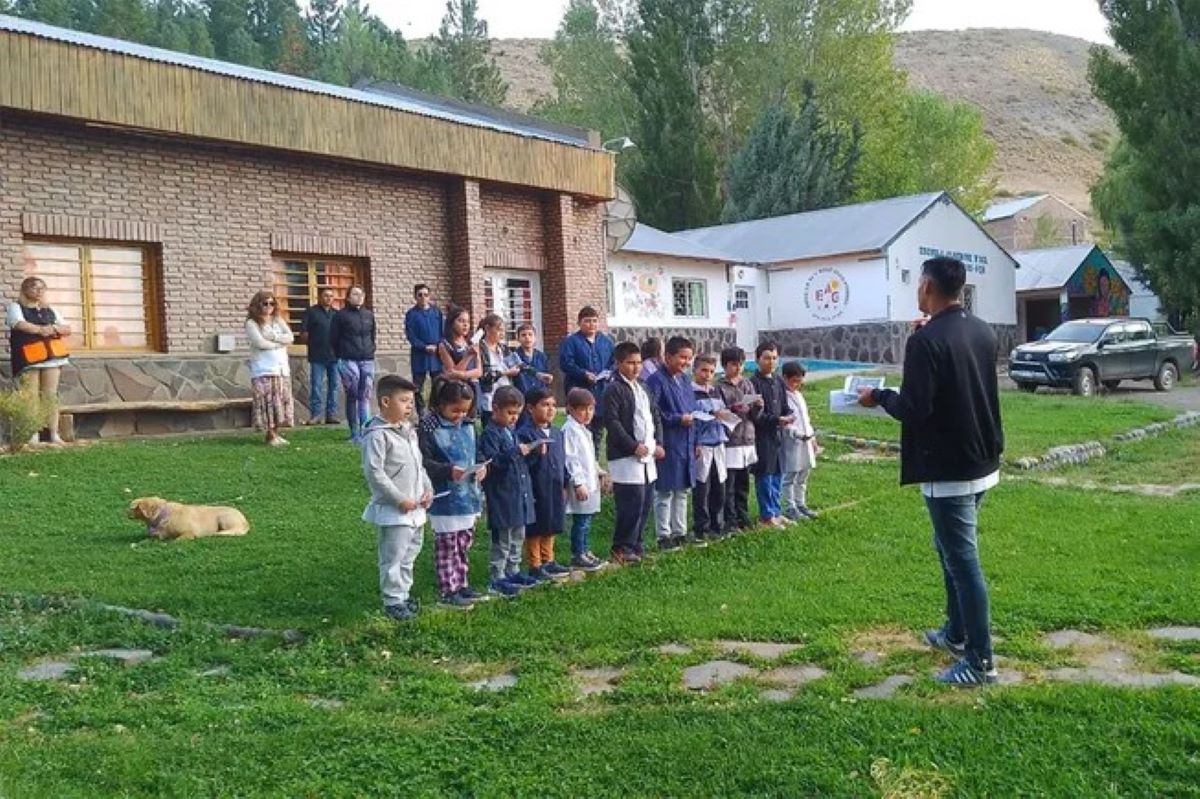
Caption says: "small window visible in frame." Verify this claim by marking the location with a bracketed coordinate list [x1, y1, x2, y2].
[672, 278, 708, 318]
[273, 256, 367, 332]
[963, 285, 977, 314]
[484, 275, 537, 345]
[733, 288, 750, 310]
[22, 242, 161, 351]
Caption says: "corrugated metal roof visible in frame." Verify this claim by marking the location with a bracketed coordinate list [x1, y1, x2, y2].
[1013, 243, 1103, 291]
[0, 14, 592, 148]
[983, 194, 1048, 222]
[618, 223, 736, 262]
[673, 192, 944, 265]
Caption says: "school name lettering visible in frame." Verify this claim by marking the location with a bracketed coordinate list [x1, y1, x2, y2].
[919, 246, 988, 274]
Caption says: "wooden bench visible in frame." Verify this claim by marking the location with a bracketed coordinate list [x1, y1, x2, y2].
[59, 398, 253, 440]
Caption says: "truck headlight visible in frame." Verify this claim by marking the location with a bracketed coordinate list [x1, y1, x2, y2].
[1009, 349, 1019, 361]
[1048, 351, 1080, 363]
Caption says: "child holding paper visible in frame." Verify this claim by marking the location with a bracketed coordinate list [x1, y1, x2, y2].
[418, 378, 490, 609]
[780, 361, 819, 521]
[479, 385, 538, 598]
[691, 354, 729, 541]
[716, 346, 760, 533]
[512, 322, 555, 396]
[751, 342, 792, 528]
[519, 387, 572, 582]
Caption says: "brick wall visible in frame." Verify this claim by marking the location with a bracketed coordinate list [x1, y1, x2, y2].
[480, 185, 546, 270]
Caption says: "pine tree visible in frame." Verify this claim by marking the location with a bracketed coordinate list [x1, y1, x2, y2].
[434, 0, 508, 106]
[306, 0, 341, 49]
[91, 0, 153, 43]
[625, 0, 720, 231]
[247, 0, 305, 69]
[1090, 0, 1200, 321]
[722, 85, 862, 223]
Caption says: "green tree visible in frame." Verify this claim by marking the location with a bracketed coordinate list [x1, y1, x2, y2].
[723, 87, 862, 223]
[1090, 0, 1200, 320]
[625, 0, 720, 231]
[305, 0, 340, 49]
[433, 0, 508, 105]
[247, 0, 305, 69]
[11, 0, 85, 27]
[91, 0, 153, 42]
[315, 0, 385, 85]
[534, 0, 636, 142]
[854, 90, 995, 214]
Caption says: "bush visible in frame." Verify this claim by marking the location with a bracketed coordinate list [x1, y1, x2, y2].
[0, 381, 54, 453]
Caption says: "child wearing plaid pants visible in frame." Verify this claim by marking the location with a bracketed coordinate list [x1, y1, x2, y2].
[418, 378, 490, 610]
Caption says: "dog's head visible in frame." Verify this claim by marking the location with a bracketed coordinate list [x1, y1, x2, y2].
[128, 496, 166, 522]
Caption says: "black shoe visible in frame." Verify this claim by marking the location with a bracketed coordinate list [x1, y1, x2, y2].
[437, 593, 473, 611]
[658, 537, 681, 552]
[383, 603, 416, 622]
[688, 533, 709, 548]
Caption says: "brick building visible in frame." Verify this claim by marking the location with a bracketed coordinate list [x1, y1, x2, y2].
[982, 194, 1091, 252]
[0, 17, 612, 437]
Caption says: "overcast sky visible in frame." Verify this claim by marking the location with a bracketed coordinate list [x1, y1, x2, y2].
[371, 0, 1112, 44]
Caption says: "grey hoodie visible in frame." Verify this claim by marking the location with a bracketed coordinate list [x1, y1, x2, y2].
[360, 415, 433, 527]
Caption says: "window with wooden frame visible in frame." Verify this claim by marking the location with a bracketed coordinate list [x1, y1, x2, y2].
[271, 256, 368, 333]
[672, 278, 708, 318]
[21, 242, 163, 352]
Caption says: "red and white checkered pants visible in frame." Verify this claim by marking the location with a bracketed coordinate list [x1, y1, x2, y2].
[433, 528, 474, 596]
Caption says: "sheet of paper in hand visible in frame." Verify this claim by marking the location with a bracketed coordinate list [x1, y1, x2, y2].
[829, 375, 893, 417]
[504, 352, 523, 370]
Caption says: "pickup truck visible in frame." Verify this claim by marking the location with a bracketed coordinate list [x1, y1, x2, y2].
[1008, 317, 1194, 397]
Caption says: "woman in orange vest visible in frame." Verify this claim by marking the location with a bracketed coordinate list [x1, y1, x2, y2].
[6, 276, 72, 446]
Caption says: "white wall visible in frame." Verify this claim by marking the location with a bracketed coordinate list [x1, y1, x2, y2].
[606, 253, 732, 329]
[762, 254, 889, 329]
[887, 197, 1018, 325]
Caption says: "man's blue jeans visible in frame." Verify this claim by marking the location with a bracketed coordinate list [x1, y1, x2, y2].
[756, 472, 782, 520]
[924, 491, 993, 668]
[309, 361, 338, 420]
[570, 513, 594, 558]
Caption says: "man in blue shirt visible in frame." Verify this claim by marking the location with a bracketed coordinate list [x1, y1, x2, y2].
[404, 284, 444, 415]
[559, 306, 615, 449]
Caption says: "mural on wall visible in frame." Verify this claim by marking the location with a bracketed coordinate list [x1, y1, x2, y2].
[619, 266, 666, 320]
[804, 268, 851, 322]
[1064, 255, 1130, 320]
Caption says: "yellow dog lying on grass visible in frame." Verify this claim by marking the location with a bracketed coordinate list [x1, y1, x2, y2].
[128, 496, 250, 541]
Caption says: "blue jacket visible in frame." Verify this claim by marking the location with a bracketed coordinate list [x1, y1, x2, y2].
[479, 420, 536, 530]
[513, 348, 550, 396]
[646, 368, 698, 491]
[417, 411, 483, 518]
[559, 331, 615, 395]
[518, 416, 568, 535]
[405, 305, 444, 376]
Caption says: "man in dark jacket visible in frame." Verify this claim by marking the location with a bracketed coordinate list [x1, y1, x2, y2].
[404, 284, 443, 415]
[300, 288, 339, 424]
[859, 256, 1004, 687]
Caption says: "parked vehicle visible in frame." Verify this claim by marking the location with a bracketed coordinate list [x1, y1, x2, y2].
[1008, 318, 1194, 397]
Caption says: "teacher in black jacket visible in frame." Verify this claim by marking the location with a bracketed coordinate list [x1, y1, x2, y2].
[859, 256, 1004, 687]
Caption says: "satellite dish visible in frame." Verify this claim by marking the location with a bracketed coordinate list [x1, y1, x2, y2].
[604, 184, 637, 252]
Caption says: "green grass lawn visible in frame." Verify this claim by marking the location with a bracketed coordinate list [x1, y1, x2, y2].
[806, 376, 1179, 459]
[2, 397, 1199, 796]
[1038, 426, 1200, 489]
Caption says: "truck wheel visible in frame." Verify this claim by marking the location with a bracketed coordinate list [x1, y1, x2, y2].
[1154, 362, 1178, 392]
[1016, 382, 1037, 393]
[1073, 366, 1097, 397]
[1103, 380, 1121, 391]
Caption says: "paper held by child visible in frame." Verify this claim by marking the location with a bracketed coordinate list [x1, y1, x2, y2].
[452, 459, 492, 481]
[829, 375, 893, 417]
[503, 352, 523, 369]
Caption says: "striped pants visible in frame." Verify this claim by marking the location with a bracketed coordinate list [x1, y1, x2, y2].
[433, 528, 474, 596]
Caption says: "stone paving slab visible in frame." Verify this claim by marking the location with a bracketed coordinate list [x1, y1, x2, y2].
[1041, 630, 1111, 650]
[682, 660, 755, 691]
[86, 648, 156, 667]
[655, 643, 693, 656]
[1148, 626, 1200, 642]
[17, 660, 75, 682]
[1045, 668, 1200, 688]
[573, 667, 624, 697]
[716, 640, 802, 660]
[469, 674, 519, 692]
[853, 675, 914, 700]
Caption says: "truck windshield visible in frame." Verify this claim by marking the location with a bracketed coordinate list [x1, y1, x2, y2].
[1045, 322, 1105, 344]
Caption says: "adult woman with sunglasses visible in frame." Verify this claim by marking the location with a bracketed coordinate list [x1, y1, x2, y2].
[245, 290, 296, 447]
[7, 276, 72, 446]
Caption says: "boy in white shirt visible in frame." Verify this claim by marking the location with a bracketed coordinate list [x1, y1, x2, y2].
[780, 361, 819, 521]
[563, 388, 606, 571]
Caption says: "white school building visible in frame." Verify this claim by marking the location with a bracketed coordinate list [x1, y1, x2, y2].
[609, 192, 1019, 364]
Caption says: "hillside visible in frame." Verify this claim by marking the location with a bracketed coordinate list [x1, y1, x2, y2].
[488, 28, 1116, 212]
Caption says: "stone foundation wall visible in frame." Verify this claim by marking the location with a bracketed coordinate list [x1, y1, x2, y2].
[0, 352, 410, 439]
[762, 322, 1020, 366]
[610, 326, 738, 357]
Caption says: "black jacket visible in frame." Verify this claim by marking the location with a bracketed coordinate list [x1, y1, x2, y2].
[604, 376, 663, 463]
[330, 305, 376, 362]
[750, 371, 788, 475]
[300, 305, 337, 363]
[876, 306, 1004, 485]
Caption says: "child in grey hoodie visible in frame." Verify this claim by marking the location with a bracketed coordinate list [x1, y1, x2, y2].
[361, 375, 433, 622]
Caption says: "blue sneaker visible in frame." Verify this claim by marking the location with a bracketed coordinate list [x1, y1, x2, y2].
[924, 629, 966, 658]
[383, 603, 416, 622]
[437, 592, 473, 611]
[509, 573, 539, 588]
[541, 562, 571, 580]
[798, 506, 819, 520]
[525, 569, 552, 586]
[488, 579, 521, 599]
[935, 657, 998, 687]
[458, 586, 491, 604]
